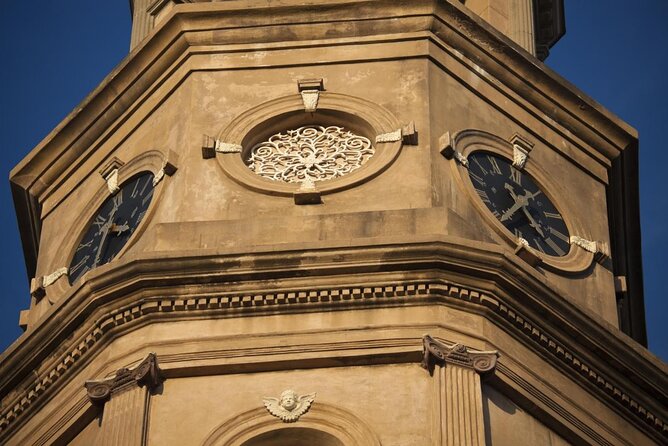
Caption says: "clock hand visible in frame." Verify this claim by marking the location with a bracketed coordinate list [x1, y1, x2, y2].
[110, 223, 129, 234]
[93, 201, 121, 266]
[500, 183, 524, 222]
[94, 223, 111, 267]
[500, 184, 542, 223]
[521, 206, 545, 237]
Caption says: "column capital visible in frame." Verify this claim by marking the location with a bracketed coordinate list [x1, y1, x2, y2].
[421, 335, 499, 376]
[85, 353, 163, 406]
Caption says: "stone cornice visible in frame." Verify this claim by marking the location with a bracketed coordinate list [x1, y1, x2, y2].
[10, 0, 638, 278]
[0, 240, 665, 442]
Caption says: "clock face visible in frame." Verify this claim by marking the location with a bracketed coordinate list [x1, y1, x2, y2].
[68, 172, 155, 284]
[467, 152, 571, 257]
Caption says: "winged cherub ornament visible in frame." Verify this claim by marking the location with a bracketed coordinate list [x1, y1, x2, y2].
[263, 389, 316, 422]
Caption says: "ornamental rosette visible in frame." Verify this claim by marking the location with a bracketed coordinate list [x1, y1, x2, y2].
[246, 125, 374, 184]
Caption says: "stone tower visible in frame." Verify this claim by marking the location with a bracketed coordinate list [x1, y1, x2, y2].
[1, 1, 665, 445]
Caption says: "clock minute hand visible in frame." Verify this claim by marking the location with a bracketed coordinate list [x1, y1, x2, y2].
[93, 201, 120, 266]
[94, 223, 111, 267]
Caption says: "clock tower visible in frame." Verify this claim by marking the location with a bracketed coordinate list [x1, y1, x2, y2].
[1, 1, 665, 445]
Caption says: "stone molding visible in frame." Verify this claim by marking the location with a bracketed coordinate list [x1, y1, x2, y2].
[85, 352, 162, 406]
[421, 335, 498, 375]
[209, 92, 405, 198]
[1, 277, 665, 443]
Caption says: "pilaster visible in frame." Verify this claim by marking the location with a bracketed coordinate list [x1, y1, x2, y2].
[509, 0, 536, 55]
[84, 353, 163, 445]
[422, 335, 498, 446]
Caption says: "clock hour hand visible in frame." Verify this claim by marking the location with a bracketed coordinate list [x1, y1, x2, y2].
[500, 183, 523, 222]
[110, 223, 130, 235]
[500, 184, 541, 223]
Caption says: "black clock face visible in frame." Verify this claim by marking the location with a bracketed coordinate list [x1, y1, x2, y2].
[68, 172, 155, 284]
[467, 152, 570, 257]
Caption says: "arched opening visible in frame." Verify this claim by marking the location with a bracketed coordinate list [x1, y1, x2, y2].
[240, 427, 344, 446]
[202, 402, 381, 446]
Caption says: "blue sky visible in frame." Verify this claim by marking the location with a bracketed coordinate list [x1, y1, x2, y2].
[0, 2, 666, 363]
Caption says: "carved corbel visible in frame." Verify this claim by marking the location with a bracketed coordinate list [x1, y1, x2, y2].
[99, 158, 125, 194]
[375, 121, 418, 145]
[509, 133, 534, 169]
[293, 177, 322, 205]
[570, 236, 609, 264]
[85, 353, 163, 407]
[514, 238, 541, 267]
[152, 150, 179, 186]
[202, 136, 243, 159]
[298, 78, 324, 112]
[439, 131, 468, 167]
[421, 335, 498, 376]
[30, 267, 68, 299]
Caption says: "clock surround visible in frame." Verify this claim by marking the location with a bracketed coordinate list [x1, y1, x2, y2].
[447, 129, 595, 273]
[68, 171, 155, 284]
[466, 151, 571, 257]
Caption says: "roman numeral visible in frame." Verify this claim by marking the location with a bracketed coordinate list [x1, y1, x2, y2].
[545, 238, 566, 256]
[492, 209, 501, 218]
[93, 215, 106, 230]
[514, 228, 523, 239]
[510, 168, 522, 185]
[142, 190, 154, 206]
[473, 158, 488, 175]
[533, 238, 545, 254]
[76, 239, 93, 252]
[475, 188, 492, 204]
[130, 179, 140, 198]
[488, 156, 502, 175]
[70, 255, 90, 275]
[113, 192, 123, 207]
[544, 211, 563, 220]
[139, 178, 150, 196]
[469, 171, 486, 186]
[550, 228, 570, 243]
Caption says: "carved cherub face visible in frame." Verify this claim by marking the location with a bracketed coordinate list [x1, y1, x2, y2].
[279, 390, 298, 411]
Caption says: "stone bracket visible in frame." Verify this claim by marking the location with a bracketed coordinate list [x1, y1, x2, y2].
[614, 276, 628, 293]
[509, 133, 534, 169]
[515, 238, 541, 267]
[298, 78, 324, 112]
[152, 150, 179, 186]
[105, 168, 120, 194]
[293, 178, 322, 205]
[375, 122, 418, 145]
[85, 353, 163, 407]
[300, 90, 320, 112]
[30, 267, 68, 299]
[202, 136, 242, 158]
[439, 131, 468, 167]
[421, 335, 498, 376]
[570, 235, 609, 263]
